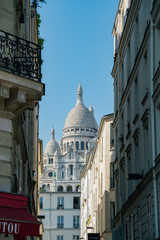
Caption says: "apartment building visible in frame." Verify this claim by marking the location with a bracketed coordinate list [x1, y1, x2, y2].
[112, 0, 160, 239]
[80, 114, 115, 240]
[0, 0, 44, 239]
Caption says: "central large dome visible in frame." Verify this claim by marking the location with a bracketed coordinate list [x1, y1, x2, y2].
[64, 84, 98, 129]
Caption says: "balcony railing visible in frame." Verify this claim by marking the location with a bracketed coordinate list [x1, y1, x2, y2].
[57, 224, 64, 228]
[73, 204, 80, 209]
[73, 224, 80, 229]
[0, 29, 41, 82]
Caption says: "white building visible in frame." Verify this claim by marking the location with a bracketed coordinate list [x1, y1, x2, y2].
[40, 84, 98, 240]
[80, 114, 115, 240]
[112, 0, 160, 239]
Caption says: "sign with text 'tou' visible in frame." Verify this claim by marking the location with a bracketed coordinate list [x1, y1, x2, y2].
[88, 233, 100, 240]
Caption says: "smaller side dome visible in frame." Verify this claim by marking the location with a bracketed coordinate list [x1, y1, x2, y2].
[45, 127, 60, 156]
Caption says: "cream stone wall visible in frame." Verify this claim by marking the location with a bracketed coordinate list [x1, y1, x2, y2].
[80, 114, 115, 240]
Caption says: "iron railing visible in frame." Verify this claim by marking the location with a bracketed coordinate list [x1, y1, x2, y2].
[57, 224, 64, 228]
[0, 29, 41, 82]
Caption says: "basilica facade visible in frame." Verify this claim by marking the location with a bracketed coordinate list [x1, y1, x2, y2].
[39, 84, 98, 240]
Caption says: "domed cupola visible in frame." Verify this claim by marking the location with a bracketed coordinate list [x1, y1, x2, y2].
[64, 84, 98, 131]
[44, 127, 60, 156]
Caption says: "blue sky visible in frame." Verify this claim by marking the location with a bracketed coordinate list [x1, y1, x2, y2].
[39, 0, 119, 150]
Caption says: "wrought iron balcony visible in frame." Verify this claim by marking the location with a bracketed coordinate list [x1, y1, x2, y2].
[0, 29, 41, 82]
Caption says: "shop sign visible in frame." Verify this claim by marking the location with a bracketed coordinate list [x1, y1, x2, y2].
[0, 221, 20, 234]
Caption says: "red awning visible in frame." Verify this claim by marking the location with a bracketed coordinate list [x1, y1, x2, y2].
[0, 192, 40, 237]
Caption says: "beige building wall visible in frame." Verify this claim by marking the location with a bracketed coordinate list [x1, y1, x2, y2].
[81, 114, 115, 240]
[0, 0, 44, 239]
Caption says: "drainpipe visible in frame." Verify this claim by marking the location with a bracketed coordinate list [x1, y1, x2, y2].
[150, 20, 159, 238]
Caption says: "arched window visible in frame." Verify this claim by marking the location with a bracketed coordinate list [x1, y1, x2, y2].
[76, 141, 79, 150]
[69, 165, 73, 176]
[81, 141, 84, 150]
[61, 167, 65, 179]
[58, 185, 63, 192]
[67, 185, 72, 192]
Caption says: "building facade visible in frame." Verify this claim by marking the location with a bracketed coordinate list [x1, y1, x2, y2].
[0, 0, 44, 239]
[40, 84, 98, 240]
[80, 114, 115, 240]
[112, 0, 160, 239]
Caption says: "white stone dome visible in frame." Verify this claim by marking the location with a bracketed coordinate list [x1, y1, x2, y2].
[64, 84, 98, 130]
[45, 128, 60, 155]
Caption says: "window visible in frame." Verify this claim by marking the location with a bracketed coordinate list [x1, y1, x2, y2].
[67, 185, 72, 192]
[58, 185, 63, 192]
[48, 172, 53, 177]
[69, 165, 73, 176]
[147, 196, 152, 239]
[110, 123, 114, 148]
[81, 141, 84, 150]
[76, 185, 80, 192]
[73, 236, 79, 240]
[49, 158, 53, 164]
[57, 216, 64, 228]
[101, 173, 103, 197]
[73, 197, 80, 209]
[61, 166, 65, 179]
[76, 141, 79, 150]
[155, 104, 160, 157]
[134, 77, 139, 115]
[138, 207, 141, 240]
[110, 163, 115, 188]
[73, 216, 80, 228]
[42, 184, 46, 191]
[57, 197, 64, 209]
[40, 197, 43, 209]
[67, 142, 69, 148]
[57, 236, 63, 240]
[110, 202, 115, 229]
[157, 174, 160, 236]
[131, 214, 134, 240]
